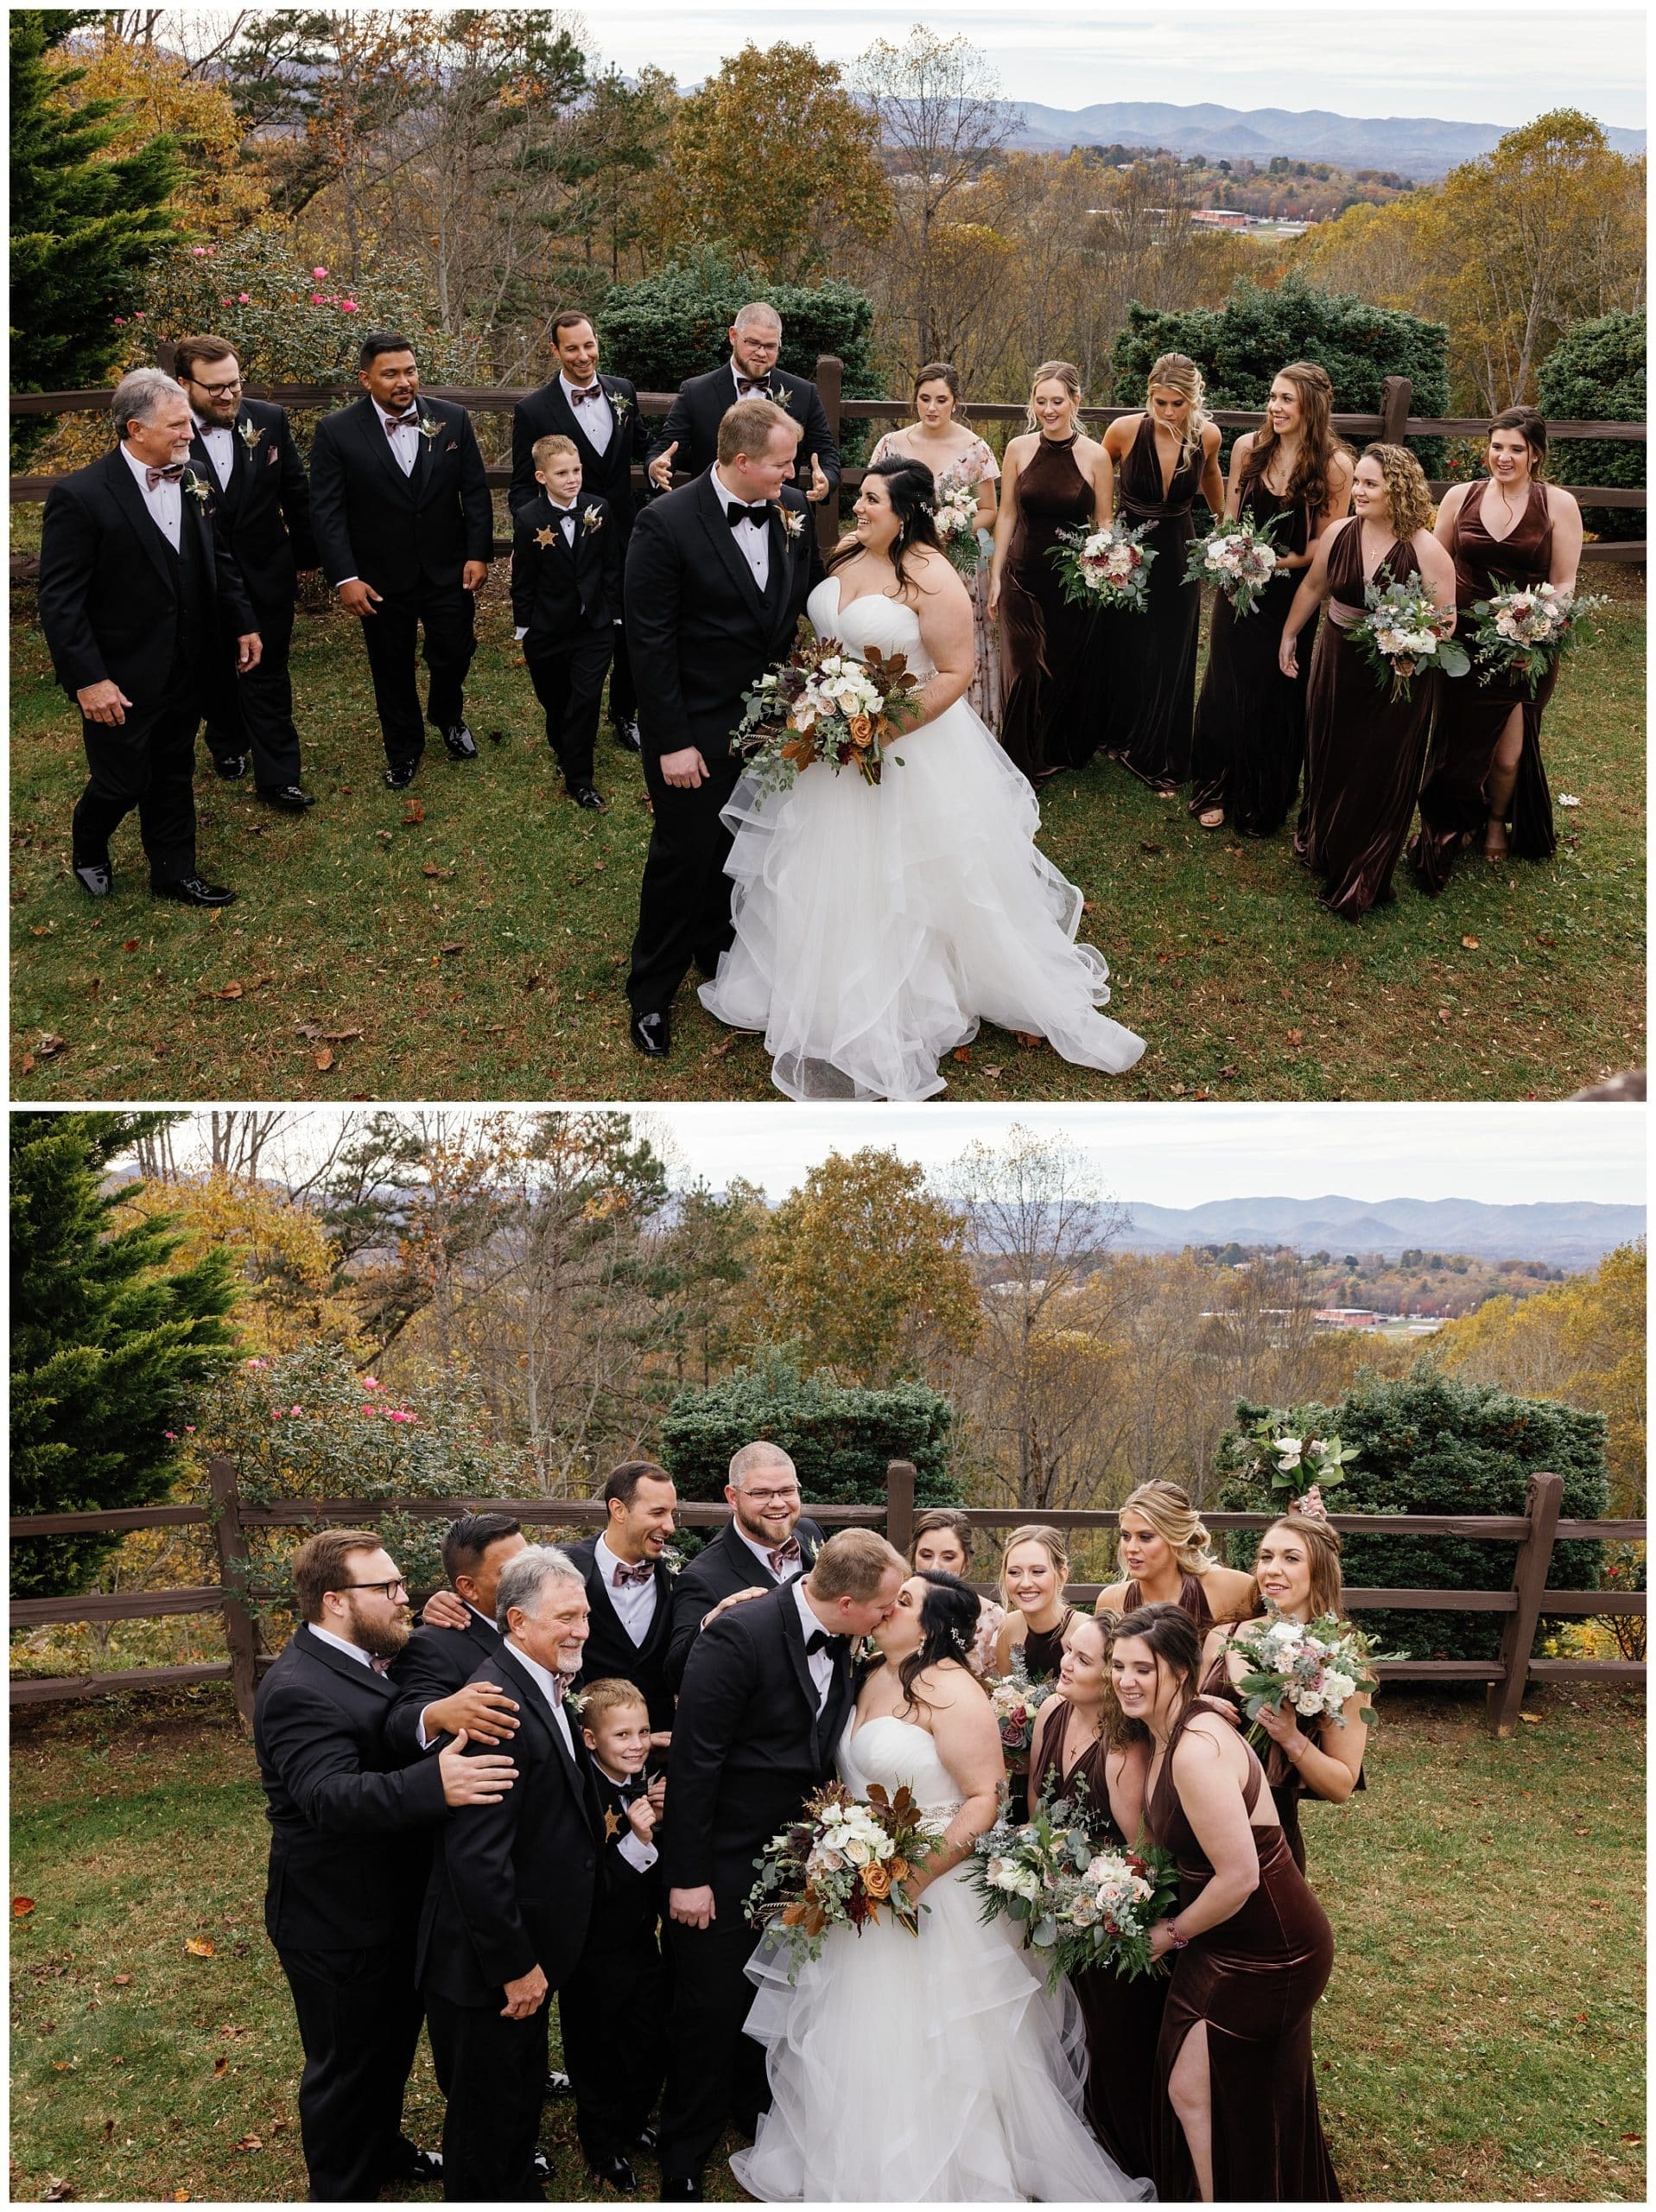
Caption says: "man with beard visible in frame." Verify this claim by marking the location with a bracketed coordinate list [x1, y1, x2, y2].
[663, 1443, 827, 1694]
[254, 1530, 519, 2202]
[644, 302, 840, 507]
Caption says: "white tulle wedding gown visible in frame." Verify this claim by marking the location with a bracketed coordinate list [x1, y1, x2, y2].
[729, 1713, 1158, 2204]
[698, 578, 1146, 1101]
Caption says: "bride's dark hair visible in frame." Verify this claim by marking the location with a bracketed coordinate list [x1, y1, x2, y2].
[827, 456, 942, 595]
[893, 1569, 980, 1709]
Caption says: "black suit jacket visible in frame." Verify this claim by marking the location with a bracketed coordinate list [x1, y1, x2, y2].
[584, 1764, 664, 1955]
[307, 393, 492, 596]
[662, 1580, 852, 1909]
[253, 1624, 451, 1954]
[645, 365, 840, 499]
[624, 470, 822, 767]
[663, 1516, 827, 1696]
[417, 1644, 603, 2004]
[563, 1535, 676, 1732]
[37, 447, 256, 703]
[509, 373, 647, 530]
[188, 397, 315, 602]
[510, 490, 622, 650]
[384, 1605, 505, 1763]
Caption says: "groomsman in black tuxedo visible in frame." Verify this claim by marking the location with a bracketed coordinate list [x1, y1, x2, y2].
[384, 1511, 528, 1762]
[418, 1547, 606, 2202]
[253, 1529, 519, 2202]
[510, 434, 624, 811]
[174, 334, 317, 811]
[563, 1460, 681, 1735]
[308, 331, 492, 790]
[645, 302, 841, 506]
[509, 308, 648, 753]
[657, 1530, 907, 2200]
[663, 1442, 826, 1694]
[624, 396, 822, 1058]
[36, 367, 262, 906]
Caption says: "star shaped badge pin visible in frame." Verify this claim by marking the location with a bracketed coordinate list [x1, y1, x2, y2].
[603, 1806, 624, 1841]
[535, 524, 557, 547]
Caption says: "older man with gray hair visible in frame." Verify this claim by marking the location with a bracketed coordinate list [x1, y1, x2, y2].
[418, 1543, 606, 2200]
[663, 1440, 829, 1693]
[645, 302, 840, 500]
[36, 366, 262, 906]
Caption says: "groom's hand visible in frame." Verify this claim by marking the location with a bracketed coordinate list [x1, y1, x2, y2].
[501, 1963, 548, 2020]
[648, 441, 679, 492]
[660, 746, 710, 789]
[669, 1885, 716, 1930]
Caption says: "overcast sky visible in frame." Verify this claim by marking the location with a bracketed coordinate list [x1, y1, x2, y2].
[587, 3, 1645, 130]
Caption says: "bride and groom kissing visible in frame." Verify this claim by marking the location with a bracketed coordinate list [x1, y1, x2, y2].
[623, 396, 1146, 1101]
[658, 1528, 1152, 2202]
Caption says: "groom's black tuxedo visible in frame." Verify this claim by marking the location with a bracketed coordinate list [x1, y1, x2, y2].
[663, 1514, 828, 1694]
[657, 1580, 853, 2180]
[646, 364, 841, 500]
[625, 468, 822, 1017]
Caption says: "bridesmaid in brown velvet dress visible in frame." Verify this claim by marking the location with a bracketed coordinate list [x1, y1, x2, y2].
[1114, 1604, 1341, 2203]
[1094, 1480, 1255, 1639]
[1189, 363, 1355, 836]
[1410, 407, 1585, 889]
[992, 1523, 1078, 1818]
[1029, 1614, 1164, 2182]
[990, 360, 1113, 784]
[1198, 1504, 1369, 1875]
[1282, 442, 1460, 921]
[1096, 354, 1225, 791]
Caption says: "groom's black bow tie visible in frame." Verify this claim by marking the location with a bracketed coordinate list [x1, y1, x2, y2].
[726, 499, 771, 528]
[805, 1629, 849, 1659]
[734, 378, 772, 398]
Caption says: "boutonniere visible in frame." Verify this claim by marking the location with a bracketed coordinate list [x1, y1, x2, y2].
[418, 414, 443, 442]
[609, 391, 633, 422]
[181, 469, 211, 505]
[237, 418, 263, 453]
[659, 1549, 684, 1578]
[769, 385, 794, 413]
[581, 505, 605, 534]
[774, 502, 806, 540]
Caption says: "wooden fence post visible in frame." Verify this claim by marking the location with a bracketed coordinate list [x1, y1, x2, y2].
[885, 1459, 916, 1560]
[1379, 374, 1412, 447]
[1486, 1470, 1564, 1738]
[208, 1456, 260, 1732]
[813, 353, 843, 557]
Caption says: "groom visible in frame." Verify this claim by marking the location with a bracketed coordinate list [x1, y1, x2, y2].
[624, 395, 823, 1058]
[656, 1529, 906, 2199]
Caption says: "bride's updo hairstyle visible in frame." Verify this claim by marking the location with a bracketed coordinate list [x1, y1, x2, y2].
[1118, 1481, 1220, 1579]
[894, 1569, 981, 1709]
[828, 456, 942, 594]
[1103, 1599, 1202, 1747]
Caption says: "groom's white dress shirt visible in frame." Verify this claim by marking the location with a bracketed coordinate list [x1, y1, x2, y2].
[713, 463, 771, 591]
[791, 1579, 835, 1712]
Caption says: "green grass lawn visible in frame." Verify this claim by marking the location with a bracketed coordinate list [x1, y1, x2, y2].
[8, 1682, 1645, 2203]
[8, 567, 1644, 1103]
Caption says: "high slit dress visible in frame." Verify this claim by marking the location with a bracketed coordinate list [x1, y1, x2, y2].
[1097, 413, 1207, 790]
[1409, 478, 1559, 891]
[1148, 1706, 1341, 2202]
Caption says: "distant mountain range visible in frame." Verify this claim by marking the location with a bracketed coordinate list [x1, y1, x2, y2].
[990, 99, 1646, 178]
[1105, 1196, 1643, 1267]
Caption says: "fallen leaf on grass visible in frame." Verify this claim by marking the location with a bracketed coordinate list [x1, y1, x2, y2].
[1218, 1064, 1238, 1079]
[13, 1897, 35, 1916]
[21, 1053, 35, 1074]
[1436, 1007, 1452, 1025]
[111, 1974, 130, 1986]
[402, 802, 425, 826]
[184, 1936, 215, 1958]
[214, 982, 244, 1000]
[234, 2136, 263, 2153]
[422, 862, 446, 878]
[122, 938, 140, 952]
[172, 2190, 188, 2202]
[213, 2056, 229, 2076]
[35, 1034, 66, 1059]
[1518, 1711, 1543, 1724]
[1139, 841, 1164, 855]
[314, 1050, 334, 1072]
[952, 1046, 972, 1063]
[981, 1065, 1002, 1079]
[1081, 900, 1096, 915]
[439, 942, 464, 956]
[41, 2179, 74, 2202]
[29, 925, 52, 937]
[707, 1033, 739, 1059]
[1285, 1029, 1304, 1047]
[1012, 1030, 1044, 1049]
[1461, 935, 1480, 950]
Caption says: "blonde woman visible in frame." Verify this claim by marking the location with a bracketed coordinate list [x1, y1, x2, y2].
[991, 1522, 1080, 1680]
[1094, 1480, 1254, 1639]
[1096, 353, 1225, 791]
[990, 362, 1114, 785]
[1282, 442, 1458, 920]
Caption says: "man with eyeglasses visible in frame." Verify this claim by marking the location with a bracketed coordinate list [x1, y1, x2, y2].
[174, 334, 317, 813]
[254, 1529, 520, 2202]
[644, 302, 840, 505]
[663, 1441, 828, 1693]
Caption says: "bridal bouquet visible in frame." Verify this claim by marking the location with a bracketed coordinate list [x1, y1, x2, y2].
[969, 1783, 1178, 1989]
[987, 1660, 1059, 1773]
[746, 1780, 947, 1974]
[1348, 575, 1469, 701]
[1221, 1604, 1398, 1747]
[734, 620, 924, 792]
[1183, 511, 1288, 616]
[930, 468, 987, 576]
[1050, 520, 1157, 613]
[1462, 580, 1606, 696]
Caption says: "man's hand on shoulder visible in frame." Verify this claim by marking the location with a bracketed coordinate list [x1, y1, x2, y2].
[438, 1729, 519, 1806]
[701, 1586, 769, 1632]
[424, 1681, 520, 1745]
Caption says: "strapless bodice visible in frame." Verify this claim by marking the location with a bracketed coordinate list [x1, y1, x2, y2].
[808, 578, 935, 679]
[838, 1712, 962, 1819]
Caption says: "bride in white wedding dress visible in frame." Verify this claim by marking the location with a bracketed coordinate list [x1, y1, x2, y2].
[699, 459, 1146, 1100]
[730, 1572, 1157, 2205]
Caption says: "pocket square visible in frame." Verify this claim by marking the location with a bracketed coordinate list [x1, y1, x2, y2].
[445, 442, 458, 453]
[266, 447, 279, 464]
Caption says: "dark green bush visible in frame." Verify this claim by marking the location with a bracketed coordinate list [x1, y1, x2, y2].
[1212, 1369, 1608, 1661]
[1537, 310, 1646, 543]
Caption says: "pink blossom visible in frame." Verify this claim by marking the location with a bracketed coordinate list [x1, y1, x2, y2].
[289, 1405, 304, 1417]
[245, 1357, 269, 1370]
[164, 1430, 177, 1440]
[270, 1409, 282, 1421]
[340, 299, 358, 314]
[310, 293, 324, 306]
[220, 297, 232, 306]
[133, 311, 143, 320]
[361, 1405, 377, 1417]
[114, 317, 125, 327]
[312, 266, 328, 279]
[238, 293, 251, 304]
[364, 1378, 380, 1389]
[191, 246, 209, 257]
[186, 1426, 196, 1433]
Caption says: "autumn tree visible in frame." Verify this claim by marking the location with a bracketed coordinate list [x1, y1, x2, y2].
[565, 63, 677, 284]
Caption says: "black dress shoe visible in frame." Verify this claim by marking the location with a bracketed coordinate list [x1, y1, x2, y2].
[212, 753, 248, 780]
[633, 2126, 657, 2154]
[384, 2143, 442, 2185]
[612, 717, 643, 753]
[73, 858, 111, 898]
[543, 2068, 572, 2099]
[531, 2149, 555, 2183]
[151, 874, 237, 908]
[257, 783, 315, 812]
[659, 2178, 701, 2202]
[442, 721, 479, 760]
[568, 783, 608, 812]
[384, 760, 418, 791]
[629, 1009, 670, 1059]
[587, 2151, 638, 2191]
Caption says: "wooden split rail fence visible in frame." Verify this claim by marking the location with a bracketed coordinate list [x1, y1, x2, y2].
[9, 1459, 1643, 1739]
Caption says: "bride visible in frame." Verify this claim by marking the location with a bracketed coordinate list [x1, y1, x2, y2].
[698, 459, 1146, 1100]
[731, 1570, 1157, 2203]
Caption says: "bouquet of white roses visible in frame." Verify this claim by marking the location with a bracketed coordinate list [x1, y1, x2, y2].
[969, 1781, 1178, 1989]
[734, 618, 924, 792]
[931, 467, 987, 576]
[1463, 580, 1606, 697]
[1221, 1604, 1399, 1748]
[1050, 519, 1157, 613]
[1183, 510, 1288, 616]
[1348, 574, 1469, 701]
[987, 1657, 1060, 1773]
[746, 1779, 946, 1976]
[1248, 1424, 1361, 1500]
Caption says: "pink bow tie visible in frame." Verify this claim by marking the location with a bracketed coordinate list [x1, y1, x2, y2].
[767, 1538, 803, 1575]
[144, 462, 185, 491]
[368, 1655, 390, 1676]
[384, 410, 418, 433]
[612, 1560, 654, 1588]
[570, 385, 603, 404]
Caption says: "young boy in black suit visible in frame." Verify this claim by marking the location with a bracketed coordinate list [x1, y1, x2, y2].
[562, 1678, 669, 2192]
[511, 432, 623, 813]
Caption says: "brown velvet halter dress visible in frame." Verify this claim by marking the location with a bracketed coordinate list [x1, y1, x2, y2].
[1097, 412, 1207, 790]
[999, 433, 1098, 784]
[1006, 1605, 1078, 1821]
[1120, 1572, 1218, 1642]
[1196, 1643, 1366, 1876]
[1148, 1706, 1341, 2202]
[1409, 478, 1559, 891]
[1295, 518, 1437, 921]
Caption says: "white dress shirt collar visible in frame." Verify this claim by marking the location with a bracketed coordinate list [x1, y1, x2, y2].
[791, 1577, 835, 1708]
[308, 1622, 376, 1668]
[595, 1530, 659, 1643]
[505, 1637, 577, 1750]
